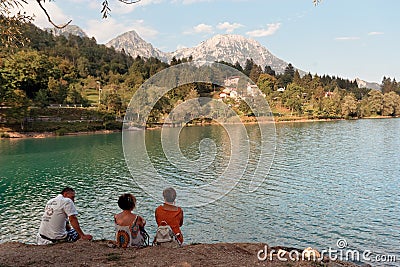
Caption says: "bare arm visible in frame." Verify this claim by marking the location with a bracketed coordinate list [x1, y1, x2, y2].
[179, 209, 183, 227]
[68, 215, 93, 240]
[155, 208, 160, 225]
[138, 216, 146, 227]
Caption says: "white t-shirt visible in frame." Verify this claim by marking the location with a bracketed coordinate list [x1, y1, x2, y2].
[38, 194, 78, 240]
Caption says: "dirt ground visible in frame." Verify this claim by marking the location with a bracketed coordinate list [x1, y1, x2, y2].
[0, 241, 366, 267]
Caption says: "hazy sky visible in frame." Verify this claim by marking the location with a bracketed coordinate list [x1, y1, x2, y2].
[21, 0, 399, 83]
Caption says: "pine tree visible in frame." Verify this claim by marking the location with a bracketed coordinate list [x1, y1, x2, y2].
[264, 65, 276, 76]
[243, 58, 254, 77]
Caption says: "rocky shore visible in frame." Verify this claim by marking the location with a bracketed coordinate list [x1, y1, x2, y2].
[0, 240, 366, 267]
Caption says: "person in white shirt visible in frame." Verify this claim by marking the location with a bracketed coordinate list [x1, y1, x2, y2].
[37, 187, 92, 245]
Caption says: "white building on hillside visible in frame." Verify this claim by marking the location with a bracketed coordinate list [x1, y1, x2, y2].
[224, 76, 240, 87]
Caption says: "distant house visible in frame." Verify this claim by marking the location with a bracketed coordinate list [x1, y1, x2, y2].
[325, 91, 334, 97]
[222, 88, 231, 94]
[219, 93, 227, 98]
[229, 90, 238, 99]
[277, 87, 285, 92]
[224, 76, 240, 87]
[219, 87, 239, 100]
[246, 83, 258, 97]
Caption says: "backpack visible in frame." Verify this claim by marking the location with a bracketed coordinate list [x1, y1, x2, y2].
[153, 221, 181, 247]
[115, 215, 149, 248]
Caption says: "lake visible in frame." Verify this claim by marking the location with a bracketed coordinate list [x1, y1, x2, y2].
[0, 118, 399, 265]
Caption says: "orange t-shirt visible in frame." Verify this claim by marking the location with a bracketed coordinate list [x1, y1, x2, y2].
[155, 204, 184, 243]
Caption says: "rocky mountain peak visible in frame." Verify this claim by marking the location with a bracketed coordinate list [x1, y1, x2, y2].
[45, 25, 87, 39]
[355, 77, 381, 90]
[106, 30, 166, 60]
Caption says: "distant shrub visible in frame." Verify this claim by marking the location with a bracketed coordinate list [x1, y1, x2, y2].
[0, 132, 10, 138]
[103, 121, 122, 130]
[55, 128, 68, 136]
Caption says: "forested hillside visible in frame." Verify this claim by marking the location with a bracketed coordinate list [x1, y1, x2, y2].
[1, 21, 400, 134]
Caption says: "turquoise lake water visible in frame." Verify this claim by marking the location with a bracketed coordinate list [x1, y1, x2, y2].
[0, 119, 399, 265]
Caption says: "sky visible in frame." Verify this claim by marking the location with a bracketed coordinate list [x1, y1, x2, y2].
[19, 0, 399, 83]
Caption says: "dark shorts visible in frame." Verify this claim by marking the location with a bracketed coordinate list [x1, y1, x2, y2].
[65, 229, 79, 242]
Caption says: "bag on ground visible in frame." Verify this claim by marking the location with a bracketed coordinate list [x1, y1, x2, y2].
[153, 221, 180, 247]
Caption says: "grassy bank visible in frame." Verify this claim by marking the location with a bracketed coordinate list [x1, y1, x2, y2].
[0, 107, 122, 137]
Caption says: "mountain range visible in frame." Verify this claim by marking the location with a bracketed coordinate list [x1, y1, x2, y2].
[106, 30, 291, 75]
[47, 25, 381, 90]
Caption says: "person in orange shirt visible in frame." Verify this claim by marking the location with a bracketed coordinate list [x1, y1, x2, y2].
[155, 187, 184, 244]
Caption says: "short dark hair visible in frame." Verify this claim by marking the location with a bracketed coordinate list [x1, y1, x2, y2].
[118, 193, 136, 210]
[61, 187, 75, 194]
[163, 187, 176, 203]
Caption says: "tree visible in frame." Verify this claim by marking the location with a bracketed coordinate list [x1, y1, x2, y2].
[2, 1, 141, 28]
[381, 76, 397, 94]
[319, 89, 343, 118]
[330, 87, 343, 115]
[243, 58, 254, 77]
[264, 65, 276, 76]
[310, 74, 323, 90]
[341, 94, 358, 118]
[277, 73, 292, 88]
[284, 63, 295, 79]
[1, 0, 140, 47]
[277, 63, 295, 88]
[34, 88, 50, 107]
[293, 70, 301, 85]
[249, 64, 262, 83]
[170, 56, 178, 66]
[2, 89, 31, 129]
[382, 91, 400, 116]
[0, 1, 32, 47]
[301, 73, 313, 88]
[257, 74, 277, 96]
[367, 90, 384, 116]
[48, 77, 68, 103]
[281, 84, 305, 115]
[101, 0, 141, 19]
[103, 92, 122, 116]
[233, 61, 243, 72]
[67, 86, 89, 106]
[1, 50, 54, 98]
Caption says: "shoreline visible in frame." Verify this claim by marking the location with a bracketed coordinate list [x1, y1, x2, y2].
[1, 116, 397, 140]
[0, 240, 366, 267]
[0, 129, 121, 139]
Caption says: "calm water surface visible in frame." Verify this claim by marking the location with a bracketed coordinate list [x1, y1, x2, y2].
[0, 119, 399, 265]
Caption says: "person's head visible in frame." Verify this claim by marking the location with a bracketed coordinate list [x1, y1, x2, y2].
[163, 187, 176, 204]
[61, 187, 75, 202]
[118, 193, 136, 211]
